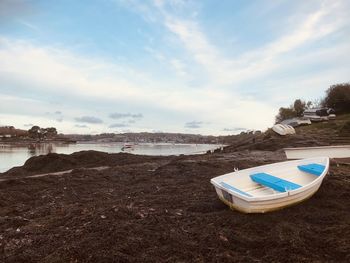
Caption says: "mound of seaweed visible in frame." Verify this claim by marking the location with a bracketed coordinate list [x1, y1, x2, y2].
[1, 151, 168, 177]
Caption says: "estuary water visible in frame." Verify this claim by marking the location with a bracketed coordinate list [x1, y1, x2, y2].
[0, 142, 223, 173]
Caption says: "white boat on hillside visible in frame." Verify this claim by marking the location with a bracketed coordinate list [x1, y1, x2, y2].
[303, 108, 331, 122]
[272, 124, 296, 135]
[211, 157, 329, 213]
[281, 117, 311, 127]
[284, 145, 350, 159]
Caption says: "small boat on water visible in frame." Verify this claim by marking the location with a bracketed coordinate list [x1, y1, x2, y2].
[284, 145, 350, 159]
[121, 143, 135, 151]
[210, 157, 329, 213]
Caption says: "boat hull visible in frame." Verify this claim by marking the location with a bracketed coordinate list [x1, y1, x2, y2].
[211, 157, 329, 213]
[214, 180, 322, 213]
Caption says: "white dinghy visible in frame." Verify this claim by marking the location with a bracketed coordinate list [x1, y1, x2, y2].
[284, 145, 350, 159]
[272, 124, 296, 135]
[210, 157, 329, 213]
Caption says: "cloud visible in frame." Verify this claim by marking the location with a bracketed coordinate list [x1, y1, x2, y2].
[144, 46, 165, 61]
[109, 123, 128, 128]
[223, 127, 246, 132]
[42, 111, 63, 122]
[0, 38, 279, 133]
[0, 38, 163, 106]
[75, 116, 103, 124]
[24, 123, 34, 127]
[109, 112, 143, 119]
[170, 58, 187, 76]
[17, 19, 41, 33]
[184, 121, 203, 129]
[131, 113, 143, 119]
[162, 0, 350, 86]
[75, 124, 88, 128]
[118, 0, 159, 23]
[165, 18, 221, 79]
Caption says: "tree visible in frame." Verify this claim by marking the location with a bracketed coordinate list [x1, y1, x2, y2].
[322, 83, 350, 113]
[28, 126, 57, 139]
[275, 107, 296, 123]
[311, 98, 322, 108]
[28, 126, 41, 139]
[293, 99, 306, 117]
[45, 127, 58, 138]
[306, 101, 313, 109]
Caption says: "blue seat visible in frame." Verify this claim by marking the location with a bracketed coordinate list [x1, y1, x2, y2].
[250, 173, 301, 192]
[297, 163, 325, 176]
[220, 182, 252, 197]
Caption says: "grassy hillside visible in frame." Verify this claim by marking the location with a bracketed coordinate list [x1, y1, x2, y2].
[223, 114, 350, 152]
[296, 113, 350, 134]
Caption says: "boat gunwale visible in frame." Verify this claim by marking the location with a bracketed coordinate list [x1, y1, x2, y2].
[210, 157, 329, 202]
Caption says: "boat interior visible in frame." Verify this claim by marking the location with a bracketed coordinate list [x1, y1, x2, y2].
[214, 159, 327, 198]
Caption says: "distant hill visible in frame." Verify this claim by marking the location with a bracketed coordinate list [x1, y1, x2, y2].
[66, 132, 221, 144]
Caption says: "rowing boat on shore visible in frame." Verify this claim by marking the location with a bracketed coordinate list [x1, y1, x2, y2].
[284, 145, 350, 159]
[210, 157, 329, 213]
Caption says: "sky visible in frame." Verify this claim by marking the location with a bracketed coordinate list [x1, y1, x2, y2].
[0, 0, 349, 135]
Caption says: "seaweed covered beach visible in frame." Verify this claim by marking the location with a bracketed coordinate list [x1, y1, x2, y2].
[0, 144, 349, 262]
[2, 0, 350, 260]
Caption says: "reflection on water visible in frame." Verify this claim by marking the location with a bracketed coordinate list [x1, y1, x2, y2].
[27, 143, 55, 155]
[0, 142, 223, 173]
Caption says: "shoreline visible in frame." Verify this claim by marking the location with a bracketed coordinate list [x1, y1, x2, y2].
[0, 142, 226, 174]
[0, 139, 76, 146]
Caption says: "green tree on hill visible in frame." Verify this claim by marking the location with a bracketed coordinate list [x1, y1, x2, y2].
[322, 83, 350, 113]
[45, 127, 58, 138]
[275, 107, 295, 123]
[28, 126, 58, 139]
[293, 99, 306, 117]
[28, 126, 41, 139]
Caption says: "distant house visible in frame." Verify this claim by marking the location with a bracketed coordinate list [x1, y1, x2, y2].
[0, 126, 28, 138]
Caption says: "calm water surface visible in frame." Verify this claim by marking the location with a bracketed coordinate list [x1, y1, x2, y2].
[0, 142, 223, 173]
